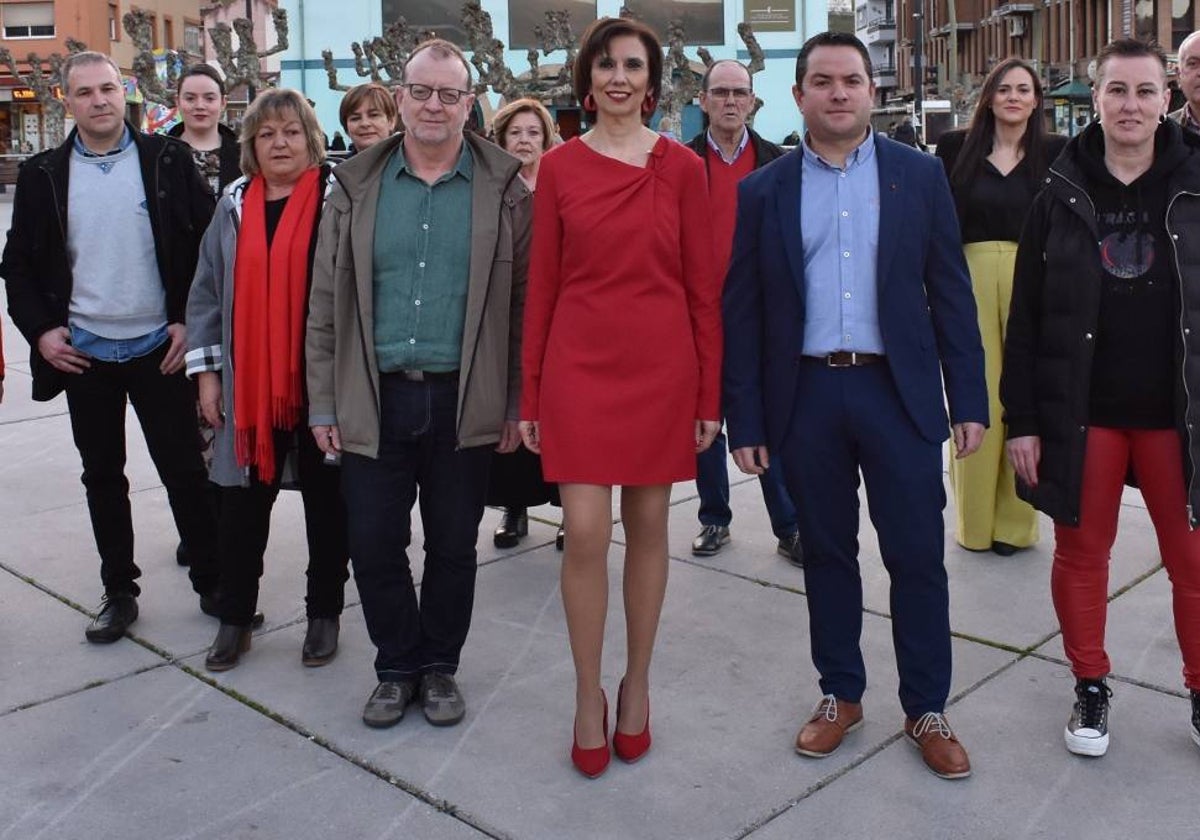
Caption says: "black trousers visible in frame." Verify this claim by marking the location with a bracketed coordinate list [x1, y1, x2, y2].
[63, 343, 218, 597]
[216, 425, 350, 625]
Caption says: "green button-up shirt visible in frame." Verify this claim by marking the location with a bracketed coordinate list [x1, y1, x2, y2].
[372, 140, 473, 373]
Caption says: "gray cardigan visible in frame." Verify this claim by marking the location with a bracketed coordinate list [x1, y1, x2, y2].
[184, 172, 330, 486]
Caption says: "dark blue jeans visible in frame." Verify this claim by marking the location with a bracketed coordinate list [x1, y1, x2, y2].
[696, 428, 798, 538]
[340, 375, 491, 682]
[63, 342, 217, 597]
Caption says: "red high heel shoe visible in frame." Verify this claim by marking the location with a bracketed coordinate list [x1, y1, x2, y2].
[571, 690, 610, 779]
[613, 679, 652, 763]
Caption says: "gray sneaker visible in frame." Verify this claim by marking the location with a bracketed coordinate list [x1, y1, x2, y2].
[421, 672, 466, 726]
[362, 680, 416, 729]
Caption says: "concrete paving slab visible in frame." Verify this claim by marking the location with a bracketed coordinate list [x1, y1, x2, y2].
[1037, 567, 1190, 695]
[0, 568, 163, 714]
[197, 544, 1014, 840]
[0, 666, 487, 840]
[746, 656, 1199, 840]
[0, 489, 342, 659]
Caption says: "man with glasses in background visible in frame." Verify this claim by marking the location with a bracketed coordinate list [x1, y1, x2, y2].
[684, 59, 804, 566]
[308, 39, 531, 729]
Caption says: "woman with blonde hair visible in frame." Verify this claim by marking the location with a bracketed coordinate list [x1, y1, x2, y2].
[487, 97, 563, 549]
[186, 88, 349, 671]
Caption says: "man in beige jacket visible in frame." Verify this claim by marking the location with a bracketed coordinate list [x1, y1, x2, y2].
[307, 39, 531, 729]
[1171, 30, 1200, 133]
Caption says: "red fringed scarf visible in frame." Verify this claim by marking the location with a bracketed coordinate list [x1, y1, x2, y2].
[232, 167, 320, 482]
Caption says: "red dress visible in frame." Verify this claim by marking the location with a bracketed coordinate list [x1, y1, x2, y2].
[521, 136, 722, 485]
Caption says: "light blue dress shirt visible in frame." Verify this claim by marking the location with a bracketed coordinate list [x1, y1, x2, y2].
[799, 131, 884, 355]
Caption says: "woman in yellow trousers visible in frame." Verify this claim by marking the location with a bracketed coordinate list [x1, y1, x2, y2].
[935, 57, 1066, 555]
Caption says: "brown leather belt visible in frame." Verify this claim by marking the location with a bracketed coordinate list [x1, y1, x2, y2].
[806, 352, 885, 368]
[392, 369, 460, 383]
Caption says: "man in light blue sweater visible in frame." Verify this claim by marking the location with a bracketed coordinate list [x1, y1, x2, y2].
[1, 52, 219, 643]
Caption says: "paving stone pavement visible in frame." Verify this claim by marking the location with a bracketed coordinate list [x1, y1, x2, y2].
[1, 197, 1197, 839]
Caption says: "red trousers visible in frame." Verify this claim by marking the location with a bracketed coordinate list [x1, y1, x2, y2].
[1053, 427, 1200, 691]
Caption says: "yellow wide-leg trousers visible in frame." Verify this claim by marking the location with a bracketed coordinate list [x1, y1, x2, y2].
[950, 241, 1039, 551]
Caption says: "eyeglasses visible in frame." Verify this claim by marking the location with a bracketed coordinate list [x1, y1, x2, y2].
[708, 87, 753, 102]
[402, 83, 472, 105]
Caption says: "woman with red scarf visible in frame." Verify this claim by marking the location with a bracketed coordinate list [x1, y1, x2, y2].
[186, 89, 348, 671]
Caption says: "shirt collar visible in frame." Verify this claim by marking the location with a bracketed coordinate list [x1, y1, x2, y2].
[801, 129, 875, 172]
[706, 126, 751, 165]
[394, 137, 474, 183]
[1185, 105, 1200, 134]
[73, 125, 133, 158]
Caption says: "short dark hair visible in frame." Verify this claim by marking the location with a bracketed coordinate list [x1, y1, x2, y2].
[1095, 38, 1168, 85]
[794, 31, 872, 88]
[338, 82, 398, 132]
[573, 17, 663, 119]
[701, 59, 750, 92]
[176, 63, 226, 97]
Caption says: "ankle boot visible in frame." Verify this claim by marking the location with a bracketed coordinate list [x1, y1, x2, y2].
[206, 623, 251, 672]
[493, 508, 528, 548]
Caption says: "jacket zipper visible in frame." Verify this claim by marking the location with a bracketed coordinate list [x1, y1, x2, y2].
[1167, 189, 1200, 527]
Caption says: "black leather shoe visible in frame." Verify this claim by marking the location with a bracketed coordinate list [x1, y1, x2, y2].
[493, 508, 529, 548]
[302, 617, 340, 667]
[778, 532, 805, 568]
[992, 541, 1019, 557]
[556, 527, 565, 551]
[85, 593, 138, 644]
[198, 592, 264, 628]
[206, 623, 252, 671]
[691, 524, 731, 556]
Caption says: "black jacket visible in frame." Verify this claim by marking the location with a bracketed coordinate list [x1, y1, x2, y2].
[1002, 119, 1200, 526]
[685, 126, 785, 174]
[167, 121, 242, 194]
[0, 123, 216, 401]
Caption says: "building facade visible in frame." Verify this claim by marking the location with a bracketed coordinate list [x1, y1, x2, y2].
[857, 0, 1199, 138]
[280, 1, 829, 147]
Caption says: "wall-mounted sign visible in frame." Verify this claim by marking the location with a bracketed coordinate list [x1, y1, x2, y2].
[381, 0, 468, 47]
[12, 88, 37, 101]
[743, 1, 795, 32]
[624, 0, 724, 45]
[510, 0, 597, 50]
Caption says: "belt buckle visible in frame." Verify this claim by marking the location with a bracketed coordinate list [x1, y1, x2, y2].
[827, 352, 852, 368]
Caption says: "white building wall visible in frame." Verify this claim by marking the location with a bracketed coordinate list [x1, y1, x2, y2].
[280, 0, 828, 144]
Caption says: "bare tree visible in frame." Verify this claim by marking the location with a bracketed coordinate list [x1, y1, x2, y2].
[0, 38, 87, 146]
[210, 6, 290, 94]
[321, 18, 435, 91]
[124, 9, 181, 107]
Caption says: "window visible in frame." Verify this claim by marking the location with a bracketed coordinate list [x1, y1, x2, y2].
[183, 21, 203, 57]
[108, 2, 118, 41]
[163, 15, 173, 49]
[2, 2, 56, 39]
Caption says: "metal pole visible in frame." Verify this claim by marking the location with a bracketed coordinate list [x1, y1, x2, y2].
[245, 0, 256, 103]
[913, 7, 924, 144]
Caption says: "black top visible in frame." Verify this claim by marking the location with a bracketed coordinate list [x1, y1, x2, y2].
[936, 130, 1068, 243]
[264, 196, 288, 246]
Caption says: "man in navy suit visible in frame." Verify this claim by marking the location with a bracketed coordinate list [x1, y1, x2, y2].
[723, 32, 987, 780]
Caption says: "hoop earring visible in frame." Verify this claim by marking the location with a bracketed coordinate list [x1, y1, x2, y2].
[583, 93, 596, 111]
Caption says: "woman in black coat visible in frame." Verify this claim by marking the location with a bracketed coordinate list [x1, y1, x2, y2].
[1002, 39, 1200, 760]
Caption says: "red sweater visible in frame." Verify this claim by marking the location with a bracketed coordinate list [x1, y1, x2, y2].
[706, 141, 757, 279]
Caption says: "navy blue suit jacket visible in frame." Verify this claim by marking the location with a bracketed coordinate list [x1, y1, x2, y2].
[722, 133, 988, 454]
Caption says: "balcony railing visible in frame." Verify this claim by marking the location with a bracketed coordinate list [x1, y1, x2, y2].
[867, 15, 896, 32]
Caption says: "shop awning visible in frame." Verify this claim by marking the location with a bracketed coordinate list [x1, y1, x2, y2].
[1047, 79, 1092, 100]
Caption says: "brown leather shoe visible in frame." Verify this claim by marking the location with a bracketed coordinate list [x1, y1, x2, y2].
[795, 695, 863, 757]
[905, 712, 971, 779]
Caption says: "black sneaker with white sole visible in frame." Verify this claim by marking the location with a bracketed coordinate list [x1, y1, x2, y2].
[1065, 677, 1112, 757]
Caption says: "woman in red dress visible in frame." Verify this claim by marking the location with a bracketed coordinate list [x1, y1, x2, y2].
[520, 17, 722, 778]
